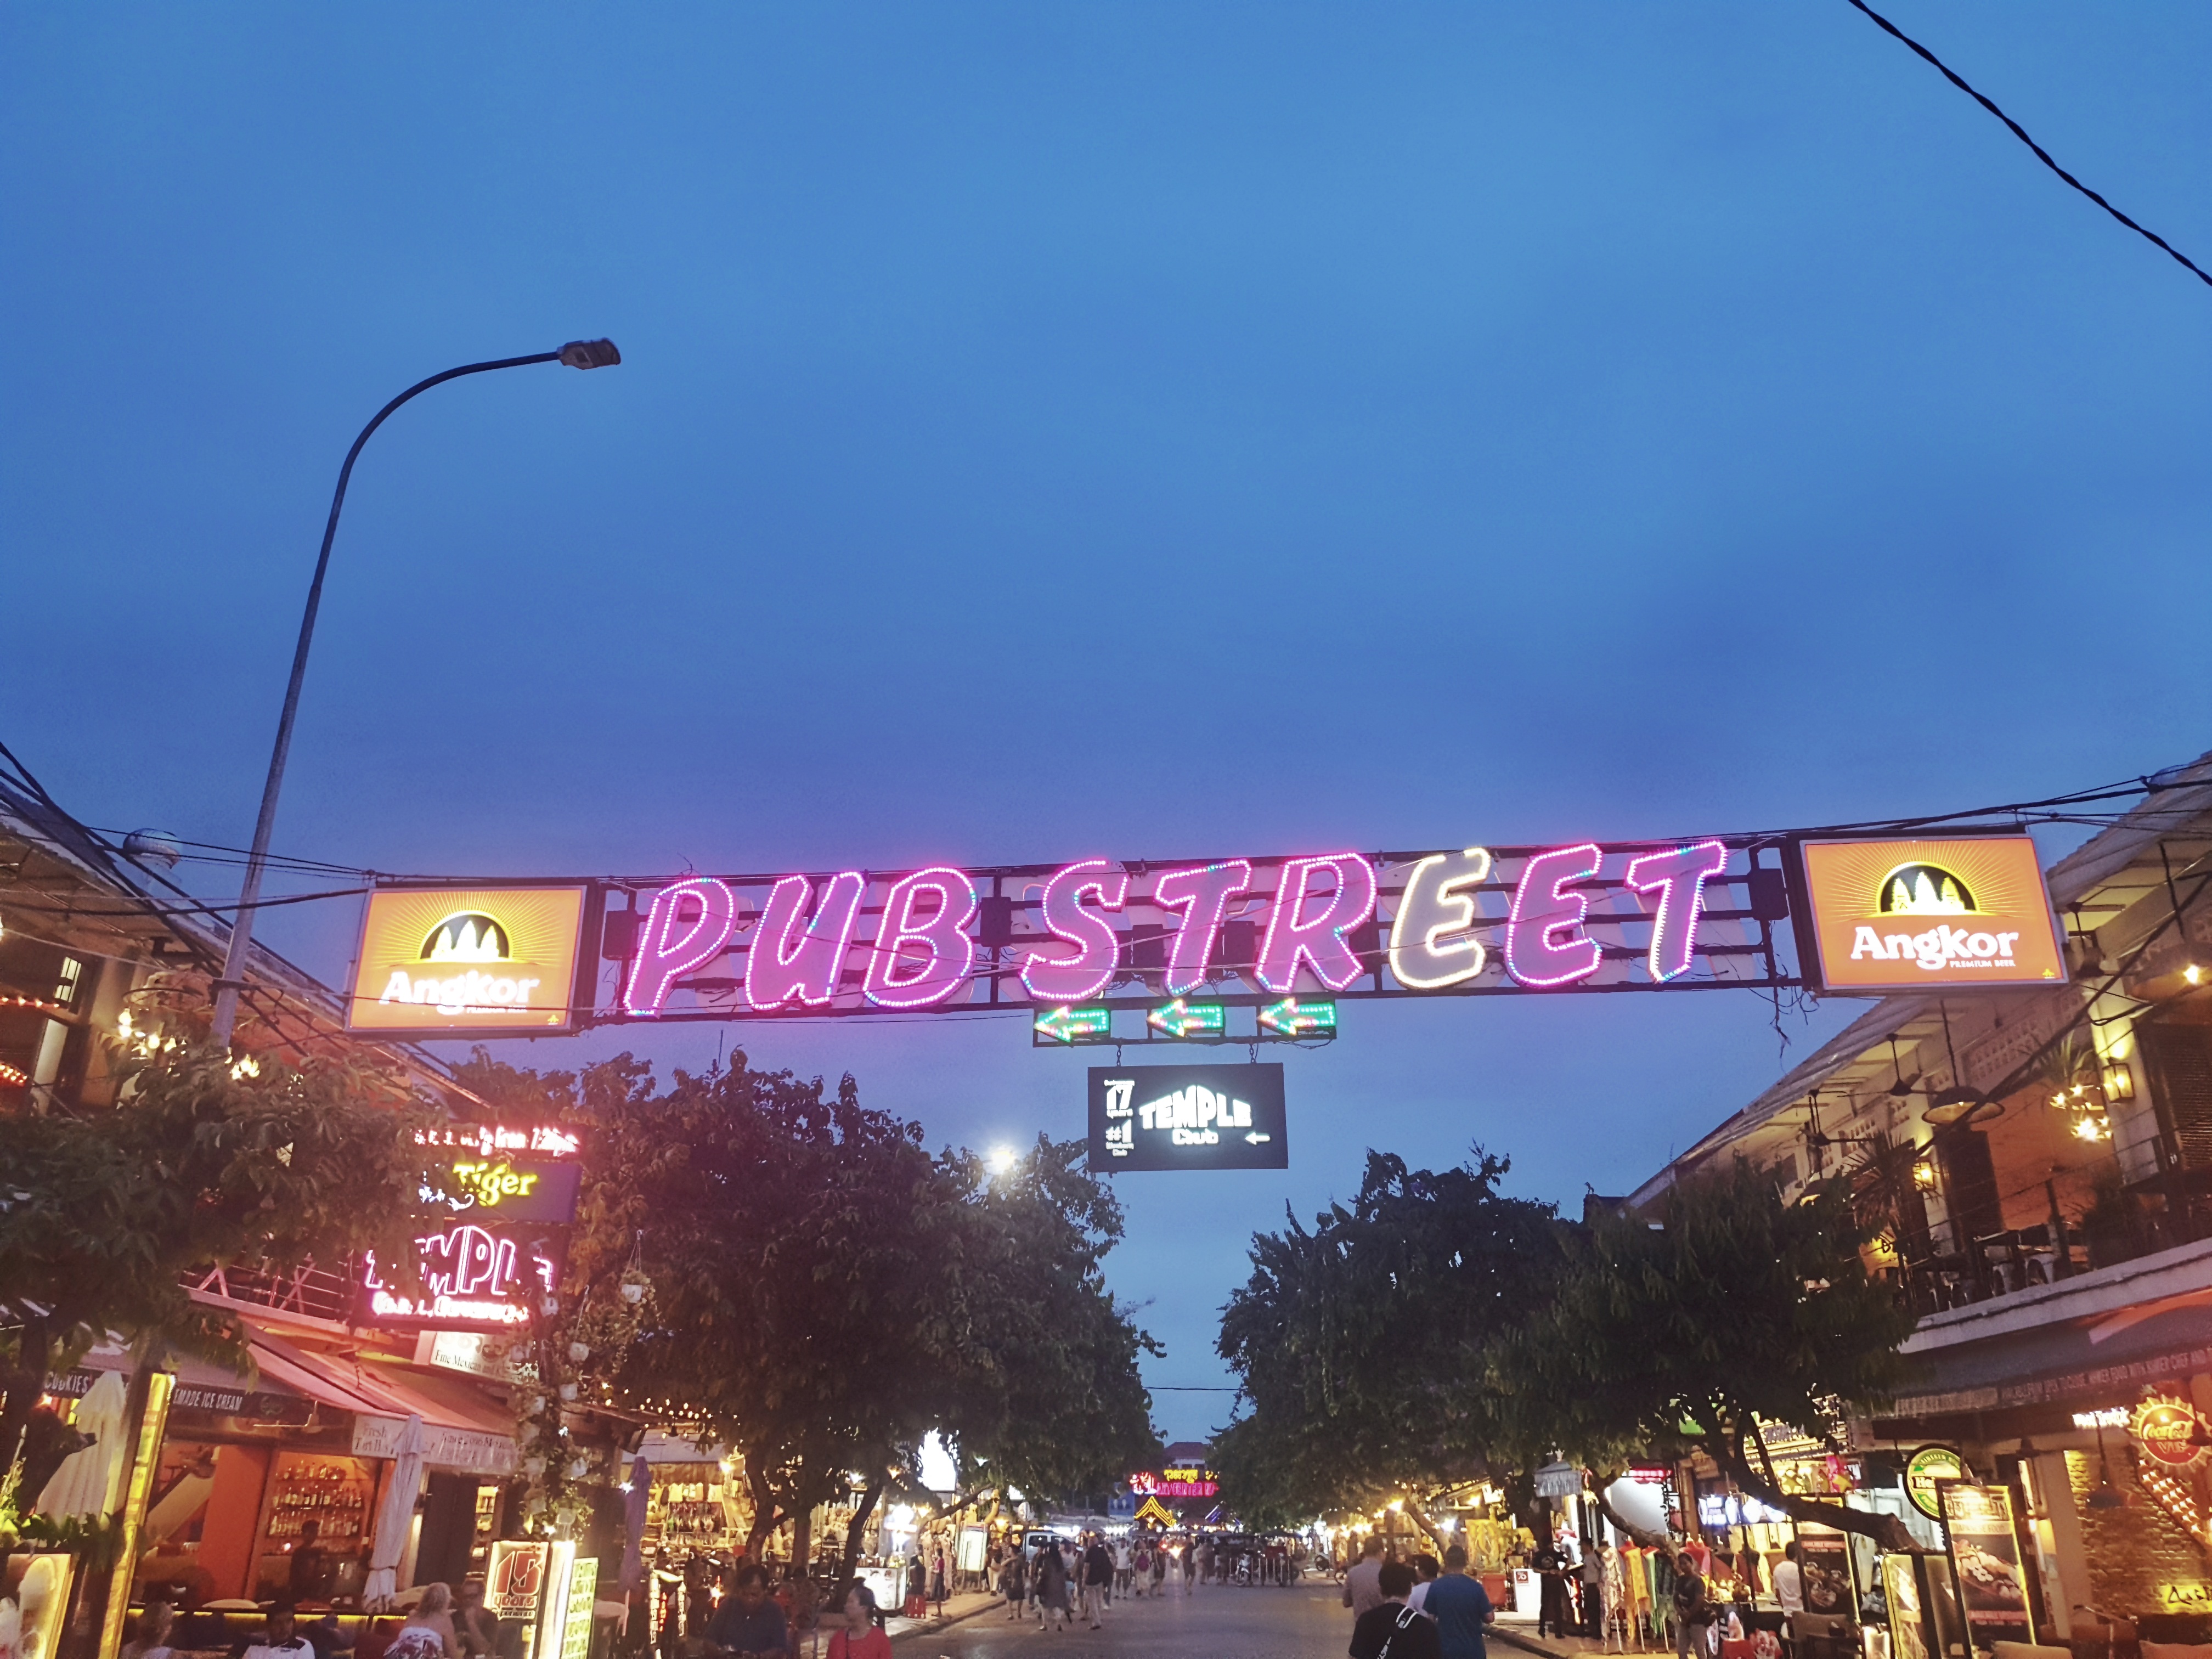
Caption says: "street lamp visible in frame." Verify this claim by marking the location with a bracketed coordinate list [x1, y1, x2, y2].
[208, 341, 621, 1047]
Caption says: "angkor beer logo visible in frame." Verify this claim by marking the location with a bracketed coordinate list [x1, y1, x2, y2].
[377, 910, 544, 1018]
[1879, 864, 1976, 916]
[1850, 862, 2025, 974]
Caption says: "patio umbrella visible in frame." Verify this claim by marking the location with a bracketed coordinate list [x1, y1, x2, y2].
[363, 1414, 426, 1611]
[619, 1453, 650, 1593]
[36, 1372, 129, 1519]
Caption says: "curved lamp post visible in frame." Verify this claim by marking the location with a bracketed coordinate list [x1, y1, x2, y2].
[209, 339, 622, 1047]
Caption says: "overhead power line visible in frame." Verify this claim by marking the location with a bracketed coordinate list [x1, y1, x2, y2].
[1843, 0, 2212, 291]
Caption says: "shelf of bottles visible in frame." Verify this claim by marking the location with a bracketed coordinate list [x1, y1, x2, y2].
[265, 1456, 372, 1546]
[647, 1467, 740, 1549]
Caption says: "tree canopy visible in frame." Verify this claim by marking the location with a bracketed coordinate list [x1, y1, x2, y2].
[1488, 1162, 1918, 1548]
[1214, 1149, 1561, 1533]
[455, 1051, 1159, 1572]
[0, 1042, 446, 1502]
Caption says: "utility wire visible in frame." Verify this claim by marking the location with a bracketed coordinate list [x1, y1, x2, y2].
[1843, 0, 2212, 290]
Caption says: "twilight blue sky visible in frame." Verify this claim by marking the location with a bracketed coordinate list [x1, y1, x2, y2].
[5, 4, 2208, 1441]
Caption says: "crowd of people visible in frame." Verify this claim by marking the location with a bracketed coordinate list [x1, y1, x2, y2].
[1341, 1535, 1497, 1659]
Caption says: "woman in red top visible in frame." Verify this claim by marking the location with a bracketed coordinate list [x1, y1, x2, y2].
[826, 1581, 892, 1659]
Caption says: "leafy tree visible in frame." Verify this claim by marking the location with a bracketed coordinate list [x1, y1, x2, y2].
[0, 1042, 445, 1505]
[1215, 1149, 1561, 1536]
[1488, 1163, 1919, 1549]
[936, 1136, 1162, 1515]
[455, 1052, 1159, 1582]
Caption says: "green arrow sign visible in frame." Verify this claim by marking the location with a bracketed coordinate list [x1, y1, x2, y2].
[1147, 999, 1227, 1040]
[1033, 1005, 1113, 1046]
[1257, 997, 1337, 1040]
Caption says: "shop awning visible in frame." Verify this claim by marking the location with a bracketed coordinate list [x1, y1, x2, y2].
[240, 1328, 517, 1476]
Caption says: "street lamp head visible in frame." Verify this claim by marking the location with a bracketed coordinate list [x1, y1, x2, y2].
[558, 338, 622, 369]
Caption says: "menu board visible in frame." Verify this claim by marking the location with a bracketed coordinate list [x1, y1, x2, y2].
[1883, 1554, 1929, 1659]
[1796, 1528, 1855, 1617]
[1939, 1483, 2034, 1647]
[559, 1556, 599, 1659]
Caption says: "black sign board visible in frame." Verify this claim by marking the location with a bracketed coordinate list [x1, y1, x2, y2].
[1088, 1064, 1288, 1171]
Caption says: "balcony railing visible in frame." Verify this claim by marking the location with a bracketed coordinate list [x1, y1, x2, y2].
[188, 1259, 357, 1325]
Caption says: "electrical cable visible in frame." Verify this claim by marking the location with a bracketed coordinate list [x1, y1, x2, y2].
[1843, 0, 2212, 290]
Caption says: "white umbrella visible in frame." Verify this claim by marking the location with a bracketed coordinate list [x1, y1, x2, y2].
[363, 1414, 426, 1611]
[36, 1372, 129, 1520]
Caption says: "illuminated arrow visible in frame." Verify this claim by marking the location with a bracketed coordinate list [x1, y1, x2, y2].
[1245, 1132, 1272, 1144]
[1147, 998, 1226, 1039]
[1033, 1005, 1111, 1045]
[1257, 997, 1338, 1039]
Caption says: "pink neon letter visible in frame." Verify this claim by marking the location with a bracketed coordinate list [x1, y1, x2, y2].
[624, 877, 740, 1016]
[1256, 854, 1378, 993]
[747, 871, 867, 1010]
[1626, 839, 1729, 983]
[864, 867, 978, 1008]
[1504, 844, 1604, 988]
[1152, 861, 1253, 995]
[1021, 860, 1130, 1003]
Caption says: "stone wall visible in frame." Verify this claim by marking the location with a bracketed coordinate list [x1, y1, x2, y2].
[2066, 1446, 2212, 1617]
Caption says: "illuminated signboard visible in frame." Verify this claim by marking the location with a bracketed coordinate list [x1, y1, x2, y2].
[404, 836, 1793, 1031]
[1257, 997, 1335, 1040]
[1903, 1444, 1967, 1521]
[1089, 1064, 1288, 1171]
[1032, 1006, 1113, 1046]
[361, 1223, 563, 1329]
[1148, 1000, 1226, 1040]
[1938, 1483, 2034, 1646]
[1131, 1468, 1220, 1498]
[1793, 836, 2067, 994]
[347, 885, 592, 1036]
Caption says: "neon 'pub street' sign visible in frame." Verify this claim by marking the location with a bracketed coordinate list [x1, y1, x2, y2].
[557, 837, 1788, 1024]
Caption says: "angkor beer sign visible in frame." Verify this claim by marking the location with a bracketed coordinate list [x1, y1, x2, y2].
[343, 833, 2064, 1034]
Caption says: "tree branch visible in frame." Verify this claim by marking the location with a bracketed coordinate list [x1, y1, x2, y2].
[1709, 1432, 1917, 1551]
[1582, 1467, 1677, 1554]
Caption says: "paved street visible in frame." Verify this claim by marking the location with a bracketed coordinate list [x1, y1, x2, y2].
[910, 1584, 1357, 1658]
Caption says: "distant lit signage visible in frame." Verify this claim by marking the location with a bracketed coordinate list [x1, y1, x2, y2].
[1904, 1444, 1967, 1520]
[347, 885, 590, 1035]
[1089, 1064, 1288, 1171]
[1794, 837, 2066, 993]
[1131, 1468, 1220, 1498]
[362, 1223, 563, 1329]
[415, 1124, 581, 1158]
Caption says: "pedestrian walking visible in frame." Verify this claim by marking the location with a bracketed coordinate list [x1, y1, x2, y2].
[904, 1554, 927, 1621]
[1034, 1538, 1073, 1631]
[1581, 1542, 1604, 1638]
[1349, 1561, 1442, 1659]
[1673, 1550, 1714, 1659]
[824, 1582, 891, 1659]
[1345, 1535, 1388, 1622]
[930, 1545, 947, 1615]
[1082, 1534, 1114, 1628]
[1114, 1536, 1133, 1599]
[1407, 1555, 1441, 1613]
[1001, 1543, 1029, 1619]
[1423, 1545, 1495, 1659]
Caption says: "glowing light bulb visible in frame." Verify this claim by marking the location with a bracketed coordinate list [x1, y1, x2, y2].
[2187, 964, 2203, 986]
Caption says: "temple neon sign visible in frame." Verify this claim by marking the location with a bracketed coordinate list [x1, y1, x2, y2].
[353, 830, 2032, 1030]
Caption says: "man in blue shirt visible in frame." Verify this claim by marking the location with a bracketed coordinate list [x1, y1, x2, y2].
[1421, 1544, 1495, 1659]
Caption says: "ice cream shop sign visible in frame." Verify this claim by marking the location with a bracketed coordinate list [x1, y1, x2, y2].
[341, 833, 2066, 1036]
